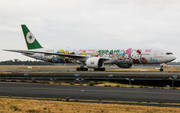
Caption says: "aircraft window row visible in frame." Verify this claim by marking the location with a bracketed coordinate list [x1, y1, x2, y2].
[142, 53, 150, 55]
[166, 52, 173, 55]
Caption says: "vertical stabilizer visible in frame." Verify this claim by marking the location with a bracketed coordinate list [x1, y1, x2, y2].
[21, 25, 43, 50]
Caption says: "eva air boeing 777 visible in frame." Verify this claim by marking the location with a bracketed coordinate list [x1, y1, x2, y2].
[4, 25, 176, 71]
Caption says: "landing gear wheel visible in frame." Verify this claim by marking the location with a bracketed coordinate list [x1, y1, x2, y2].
[76, 68, 88, 71]
[76, 68, 80, 71]
[102, 68, 105, 71]
[160, 68, 163, 72]
[100, 68, 105, 71]
[94, 68, 105, 71]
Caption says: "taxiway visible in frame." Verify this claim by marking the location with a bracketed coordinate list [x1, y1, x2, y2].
[0, 82, 180, 103]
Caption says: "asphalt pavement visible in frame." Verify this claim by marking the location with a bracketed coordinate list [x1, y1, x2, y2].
[0, 82, 180, 103]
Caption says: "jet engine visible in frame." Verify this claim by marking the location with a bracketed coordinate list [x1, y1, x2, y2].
[116, 64, 133, 68]
[85, 57, 104, 68]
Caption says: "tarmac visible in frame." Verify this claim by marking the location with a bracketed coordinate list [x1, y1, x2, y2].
[0, 71, 180, 80]
[1, 65, 180, 105]
[0, 82, 180, 104]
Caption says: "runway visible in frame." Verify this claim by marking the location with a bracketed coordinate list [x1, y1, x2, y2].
[0, 82, 180, 103]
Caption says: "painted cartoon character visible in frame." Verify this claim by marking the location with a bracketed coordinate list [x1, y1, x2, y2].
[109, 51, 113, 58]
[123, 48, 131, 56]
[57, 50, 64, 54]
[81, 51, 87, 56]
[141, 57, 147, 64]
[45, 54, 53, 63]
[131, 49, 141, 59]
[91, 52, 95, 57]
[95, 51, 99, 57]
[99, 51, 103, 57]
[131, 49, 141, 64]
[118, 51, 125, 56]
[113, 52, 118, 57]
[64, 51, 69, 54]
[150, 57, 158, 63]
[118, 55, 124, 61]
[124, 54, 130, 62]
[103, 52, 109, 57]
[122, 48, 132, 62]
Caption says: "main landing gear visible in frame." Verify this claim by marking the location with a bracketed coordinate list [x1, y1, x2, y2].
[76, 67, 106, 71]
[76, 68, 88, 71]
[94, 68, 105, 71]
[76, 64, 88, 71]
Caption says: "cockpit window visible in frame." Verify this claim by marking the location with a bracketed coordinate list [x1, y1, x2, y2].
[166, 52, 173, 55]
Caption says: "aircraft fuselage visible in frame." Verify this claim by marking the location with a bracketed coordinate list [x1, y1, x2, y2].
[23, 48, 176, 65]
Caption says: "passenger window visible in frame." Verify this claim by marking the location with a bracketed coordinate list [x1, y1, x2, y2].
[154, 51, 158, 55]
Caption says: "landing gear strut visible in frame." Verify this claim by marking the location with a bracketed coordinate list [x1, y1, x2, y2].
[94, 68, 105, 71]
[160, 65, 164, 72]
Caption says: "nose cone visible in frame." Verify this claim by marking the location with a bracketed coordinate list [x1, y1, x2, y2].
[172, 55, 176, 61]
[167, 55, 176, 62]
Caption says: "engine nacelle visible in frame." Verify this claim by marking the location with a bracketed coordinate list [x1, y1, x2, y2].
[116, 64, 132, 68]
[85, 57, 104, 68]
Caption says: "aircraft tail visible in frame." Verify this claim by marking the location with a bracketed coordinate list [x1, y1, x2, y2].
[21, 25, 43, 50]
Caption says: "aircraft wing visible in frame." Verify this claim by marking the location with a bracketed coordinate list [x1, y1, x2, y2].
[3, 49, 110, 62]
[3, 49, 87, 58]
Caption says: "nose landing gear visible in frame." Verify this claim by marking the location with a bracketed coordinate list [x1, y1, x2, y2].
[160, 65, 164, 72]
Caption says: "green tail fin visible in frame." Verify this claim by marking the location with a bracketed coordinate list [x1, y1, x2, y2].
[21, 24, 43, 50]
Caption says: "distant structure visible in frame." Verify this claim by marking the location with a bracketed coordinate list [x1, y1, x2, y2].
[14, 59, 19, 62]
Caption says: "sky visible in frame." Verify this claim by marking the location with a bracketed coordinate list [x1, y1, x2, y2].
[0, 0, 180, 62]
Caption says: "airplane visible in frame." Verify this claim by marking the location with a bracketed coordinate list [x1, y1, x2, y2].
[4, 25, 176, 72]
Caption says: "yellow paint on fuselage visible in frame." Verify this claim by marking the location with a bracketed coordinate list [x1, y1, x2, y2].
[64, 51, 69, 54]
[58, 50, 64, 54]
[81, 51, 87, 56]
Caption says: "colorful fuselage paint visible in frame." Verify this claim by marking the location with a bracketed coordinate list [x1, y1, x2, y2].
[28, 48, 174, 64]
[7, 25, 175, 67]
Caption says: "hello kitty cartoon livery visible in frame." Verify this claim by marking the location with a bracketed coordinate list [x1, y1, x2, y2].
[131, 49, 142, 64]
[4, 24, 176, 72]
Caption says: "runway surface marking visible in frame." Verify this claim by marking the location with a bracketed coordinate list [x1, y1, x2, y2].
[0, 86, 180, 96]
